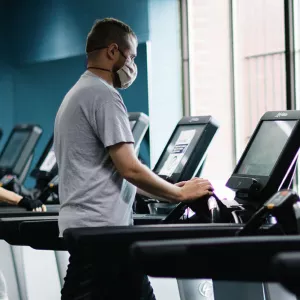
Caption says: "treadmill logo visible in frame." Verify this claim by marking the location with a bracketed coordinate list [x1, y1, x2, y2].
[198, 280, 214, 298]
[275, 112, 288, 118]
[189, 118, 200, 122]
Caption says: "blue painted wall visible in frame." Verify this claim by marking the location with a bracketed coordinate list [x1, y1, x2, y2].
[7, 0, 149, 65]
[0, 6, 14, 149]
[13, 55, 86, 181]
[148, 0, 183, 167]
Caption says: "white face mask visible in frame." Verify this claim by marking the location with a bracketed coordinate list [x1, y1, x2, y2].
[116, 60, 138, 89]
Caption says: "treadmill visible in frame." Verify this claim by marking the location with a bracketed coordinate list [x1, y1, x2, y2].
[129, 112, 149, 155]
[0, 135, 57, 197]
[131, 191, 300, 300]
[0, 124, 42, 186]
[11, 110, 300, 299]
[30, 135, 57, 192]
[0, 134, 61, 216]
[135, 115, 219, 220]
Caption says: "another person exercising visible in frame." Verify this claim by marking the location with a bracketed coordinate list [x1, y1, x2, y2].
[54, 18, 214, 300]
[0, 187, 46, 212]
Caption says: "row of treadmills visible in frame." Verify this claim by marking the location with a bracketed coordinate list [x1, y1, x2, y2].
[1, 110, 300, 299]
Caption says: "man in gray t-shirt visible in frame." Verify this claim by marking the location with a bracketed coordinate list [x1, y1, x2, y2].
[55, 18, 213, 300]
[55, 70, 136, 236]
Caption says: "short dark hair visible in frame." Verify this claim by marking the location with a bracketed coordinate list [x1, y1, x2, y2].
[86, 18, 137, 53]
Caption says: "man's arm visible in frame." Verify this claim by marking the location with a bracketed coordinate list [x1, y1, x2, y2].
[109, 143, 213, 203]
[136, 188, 169, 202]
[137, 181, 187, 202]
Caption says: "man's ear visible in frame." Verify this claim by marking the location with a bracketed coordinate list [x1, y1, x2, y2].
[107, 43, 118, 59]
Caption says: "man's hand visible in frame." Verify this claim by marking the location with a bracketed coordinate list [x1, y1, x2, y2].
[109, 142, 214, 203]
[174, 181, 187, 188]
[178, 178, 214, 202]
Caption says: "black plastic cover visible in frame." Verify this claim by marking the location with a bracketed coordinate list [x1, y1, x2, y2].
[226, 110, 300, 206]
[0, 124, 42, 178]
[30, 135, 57, 181]
[153, 116, 219, 183]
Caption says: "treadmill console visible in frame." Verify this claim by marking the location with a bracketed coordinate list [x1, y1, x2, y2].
[0, 174, 16, 190]
[226, 111, 300, 206]
[30, 136, 57, 183]
[0, 124, 42, 181]
[153, 116, 219, 183]
[128, 112, 149, 155]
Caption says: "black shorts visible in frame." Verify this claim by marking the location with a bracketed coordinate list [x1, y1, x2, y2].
[61, 250, 156, 300]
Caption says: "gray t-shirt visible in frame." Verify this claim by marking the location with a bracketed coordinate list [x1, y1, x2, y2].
[54, 71, 136, 236]
[0, 271, 8, 300]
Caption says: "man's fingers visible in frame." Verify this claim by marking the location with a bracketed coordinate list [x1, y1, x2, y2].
[197, 182, 214, 190]
[191, 177, 202, 181]
[42, 205, 47, 212]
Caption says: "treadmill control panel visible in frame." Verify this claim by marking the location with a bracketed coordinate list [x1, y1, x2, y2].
[48, 175, 59, 188]
[264, 190, 299, 208]
[0, 175, 16, 189]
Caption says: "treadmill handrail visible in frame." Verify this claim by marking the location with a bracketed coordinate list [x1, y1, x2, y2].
[130, 235, 300, 282]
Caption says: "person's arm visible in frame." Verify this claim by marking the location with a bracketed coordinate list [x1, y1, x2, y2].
[109, 143, 213, 203]
[0, 187, 46, 212]
[0, 187, 22, 205]
[136, 181, 187, 202]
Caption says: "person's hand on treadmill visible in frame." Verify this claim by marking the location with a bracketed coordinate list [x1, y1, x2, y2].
[177, 177, 214, 202]
[17, 197, 47, 212]
[0, 187, 46, 212]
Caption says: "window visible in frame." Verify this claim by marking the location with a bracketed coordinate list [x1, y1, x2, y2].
[233, 0, 287, 158]
[295, 0, 300, 108]
[187, 0, 235, 185]
[187, 0, 288, 195]
[294, 0, 300, 191]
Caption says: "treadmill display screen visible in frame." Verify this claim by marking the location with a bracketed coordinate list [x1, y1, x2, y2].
[0, 131, 30, 168]
[155, 125, 205, 178]
[39, 146, 56, 172]
[237, 120, 297, 176]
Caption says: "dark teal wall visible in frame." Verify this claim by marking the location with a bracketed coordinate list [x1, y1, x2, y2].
[0, 6, 14, 149]
[147, 0, 183, 166]
[13, 55, 86, 177]
[7, 0, 149, 64]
